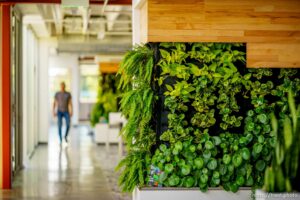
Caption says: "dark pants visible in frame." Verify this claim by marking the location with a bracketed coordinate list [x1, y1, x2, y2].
[57, 111, 70, 142]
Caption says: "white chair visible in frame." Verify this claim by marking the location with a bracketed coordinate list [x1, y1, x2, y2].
[94, 123, 109, 144]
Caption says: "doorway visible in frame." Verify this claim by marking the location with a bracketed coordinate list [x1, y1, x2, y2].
[11, 6, 23, 177]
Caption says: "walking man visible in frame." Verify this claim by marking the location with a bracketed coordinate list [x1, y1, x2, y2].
[53, 82, 73, 145]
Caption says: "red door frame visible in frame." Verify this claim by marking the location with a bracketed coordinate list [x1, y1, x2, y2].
[0, 0, 131, 190]
[1, 4, 12, 189]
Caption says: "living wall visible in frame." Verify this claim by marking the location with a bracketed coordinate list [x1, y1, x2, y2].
[116, 43, 300, 192]
[90, 74, 120, 126]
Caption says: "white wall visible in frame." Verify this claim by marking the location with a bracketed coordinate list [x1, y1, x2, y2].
[22, 25, 39, 165]
[38, 38, 56, 143]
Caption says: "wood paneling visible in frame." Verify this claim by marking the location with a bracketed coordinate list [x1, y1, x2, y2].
[140, 0, 300, 67]
[247, 43, 300, 68]
[99, 62, 120, 74]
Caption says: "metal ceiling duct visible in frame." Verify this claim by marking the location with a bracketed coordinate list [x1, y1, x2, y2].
[57, 35, 131, 54]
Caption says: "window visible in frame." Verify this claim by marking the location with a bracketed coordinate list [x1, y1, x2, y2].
[79, 64, 99, 103]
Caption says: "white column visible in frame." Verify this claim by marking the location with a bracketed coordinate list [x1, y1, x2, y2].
[38, 39, 51, 143]
[71, 58, 79, 125]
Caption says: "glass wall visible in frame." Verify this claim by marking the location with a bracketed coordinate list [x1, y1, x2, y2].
[78, 63, 99, 121]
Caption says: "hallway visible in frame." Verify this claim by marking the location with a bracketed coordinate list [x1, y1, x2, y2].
[0, 126, 130, 200]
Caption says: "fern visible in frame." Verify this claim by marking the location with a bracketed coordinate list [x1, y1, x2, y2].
[118, 45, 154, 90]
[116, 44, 156, 192]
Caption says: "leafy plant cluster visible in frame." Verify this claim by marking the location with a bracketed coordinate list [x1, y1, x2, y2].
[116, 45, 156, 192]
[151, 43, 300, 192]
[90, 74, 119, 126]
[115, 42, 300, 193]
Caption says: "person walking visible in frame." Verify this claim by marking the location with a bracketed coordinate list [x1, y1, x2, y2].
[53, 82, 73, 145]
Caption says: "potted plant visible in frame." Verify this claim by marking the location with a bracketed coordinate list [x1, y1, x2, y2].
[256, 90, 300, 200]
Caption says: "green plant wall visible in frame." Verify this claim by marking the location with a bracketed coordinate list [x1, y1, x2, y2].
[90, 74, 120, 126]
[116, 43, 300, 192]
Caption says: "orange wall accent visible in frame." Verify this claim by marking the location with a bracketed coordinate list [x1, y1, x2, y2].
[99, 62, 120, 74]
[139, 0, 300, 68]
[1, 4, 11, 189]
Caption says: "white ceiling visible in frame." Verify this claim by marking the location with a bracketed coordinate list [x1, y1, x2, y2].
[16, 3, 132, 54]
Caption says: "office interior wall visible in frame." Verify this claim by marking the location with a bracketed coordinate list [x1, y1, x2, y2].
[22, 26, 39, 165]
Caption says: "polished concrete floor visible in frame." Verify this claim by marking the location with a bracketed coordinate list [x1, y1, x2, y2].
[0, 126, 130, 200]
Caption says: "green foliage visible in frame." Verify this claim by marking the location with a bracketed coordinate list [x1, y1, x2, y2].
[118, 45, 154, 91]
[116, 150, 151, 192]
[116, 42, 300, 193]
[116, 45, 156, 192]
[90, 102, 105, 126]
[152, 42, 300, 192]
[90, 74, 119, 126]
[264, 90, 300, 192]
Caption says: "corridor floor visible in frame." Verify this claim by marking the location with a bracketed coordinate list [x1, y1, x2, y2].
[0, 126, 130, 200]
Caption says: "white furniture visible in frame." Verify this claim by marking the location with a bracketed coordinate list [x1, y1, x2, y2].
[94, 122, 120, 144]
[94, 112, 127, 157]
[94, 123, 109, 144]
[133, 187, 252, 200]
[108, 112, 123, 143]
[108, 112, 127, 156]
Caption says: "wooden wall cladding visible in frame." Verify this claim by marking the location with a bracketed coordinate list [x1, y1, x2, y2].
[99, 62, 120, 74]
[142, 0, 300, 68]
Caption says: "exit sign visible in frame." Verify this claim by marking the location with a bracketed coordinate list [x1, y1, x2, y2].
[62, 0, 89, 7]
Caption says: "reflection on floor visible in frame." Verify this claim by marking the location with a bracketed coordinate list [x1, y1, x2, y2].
[0, 125, 131, 200]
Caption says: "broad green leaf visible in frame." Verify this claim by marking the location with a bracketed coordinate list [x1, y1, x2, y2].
[158, 77, 164, 86]
[286, 179, 292, 192]
[228, 62, 237, 72]
[231, 76, 239, 83]
[255, 160, 266, 171]
[181, 165, 191, 175]
[189, 63, 201, 76]
[253, 143, 263, 154]
[160, 49, 171, 63]
[223, 154, 231, 165]
[232, 154, 242, 167]
[194, 157, 204, 169]
[270, 113, 278, 137]
[207, 158, 218, 170]
[236, 176, 245, 186]
[276, 143, 284, 165]
[241, 148, 250, 160]
[164, 163, 174, 173]
[213, 73, 222, 78]
[209, 63, 217, 72]
[283, 117, 293, 149]
[288, 90, 297, 132]
[165, 84, 173, 92]
[257, 114, 268, 124]
[244, 73, 251, 80]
